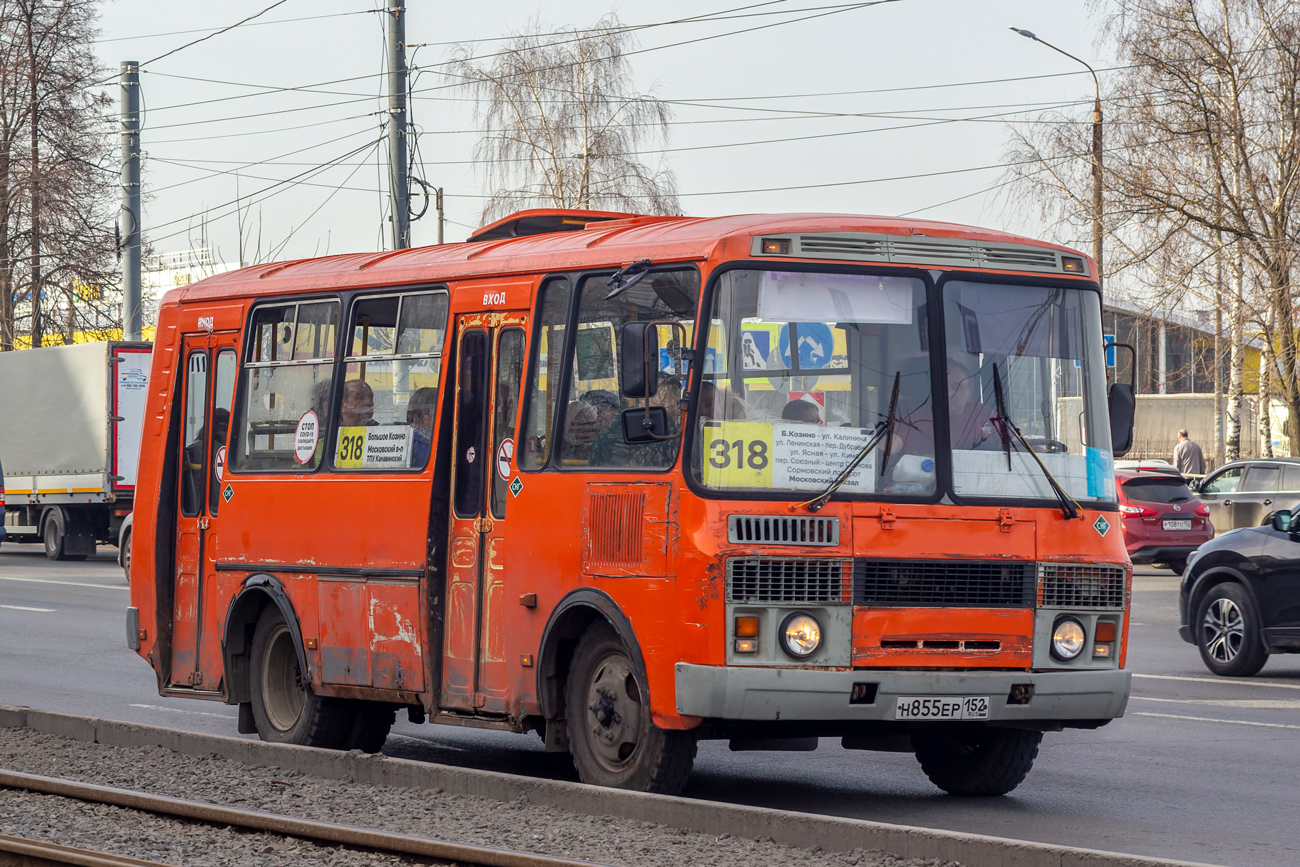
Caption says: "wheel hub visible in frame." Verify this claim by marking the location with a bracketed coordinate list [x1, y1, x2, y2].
[584, 653, 642, 771]
[1202, 597, 1244, 663]
[262, 624, 305, 731]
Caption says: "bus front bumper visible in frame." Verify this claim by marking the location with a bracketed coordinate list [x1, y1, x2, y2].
[674, 663, 1131, 723]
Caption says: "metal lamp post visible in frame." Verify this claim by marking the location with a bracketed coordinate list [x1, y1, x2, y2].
[1012, 27, 1103, 291]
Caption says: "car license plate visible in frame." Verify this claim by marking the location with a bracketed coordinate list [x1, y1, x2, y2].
[894, 696, 990, 720]
[1163, 519, 1192, 531]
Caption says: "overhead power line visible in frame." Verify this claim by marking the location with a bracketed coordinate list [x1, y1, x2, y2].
[96, 10, 374, 44]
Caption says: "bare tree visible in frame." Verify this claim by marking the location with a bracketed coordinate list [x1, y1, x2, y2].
[448, 14, 680, 224]
[0, 0, 115, 350]
[1007, 0, 1300, 457]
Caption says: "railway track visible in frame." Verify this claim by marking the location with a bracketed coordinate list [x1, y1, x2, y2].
[0, 768, 611, 867]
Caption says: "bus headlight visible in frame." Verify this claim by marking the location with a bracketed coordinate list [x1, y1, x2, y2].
[1051, 616, 1087, 661]
[779, 612, 822, 659]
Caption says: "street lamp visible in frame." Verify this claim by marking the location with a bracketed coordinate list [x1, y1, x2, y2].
[1012, 27, 1103, 291]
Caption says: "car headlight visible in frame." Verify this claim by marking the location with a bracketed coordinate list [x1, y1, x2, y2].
[779, 612, 822, 660]
[1051, 617, 1087, 661]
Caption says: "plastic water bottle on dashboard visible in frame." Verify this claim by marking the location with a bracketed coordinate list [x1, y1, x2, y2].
[893, 454, 935, 482]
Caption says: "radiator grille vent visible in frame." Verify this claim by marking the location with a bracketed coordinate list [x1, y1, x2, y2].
[982, 245, 1060, 268]
[727, 558, 851, 604]
[853, 560, 1035, 608]
[728, 515, 839, 546]
[798, 236, 889, 257]
[1038, 563, 1127, 610]
[587, 492, 645, 567]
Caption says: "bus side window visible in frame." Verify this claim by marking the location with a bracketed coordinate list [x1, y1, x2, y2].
[231, 300, 338, 472]
[519, 278, 572, 470]
[334, 289, 448, 471]
[558, 268, 699, 470]
[491, 329, 525, 517]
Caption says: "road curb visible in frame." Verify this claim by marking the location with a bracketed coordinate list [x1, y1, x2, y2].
[0, 704, 1221, 867]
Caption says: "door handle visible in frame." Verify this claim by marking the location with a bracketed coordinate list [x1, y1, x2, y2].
[1223, 500, 1233, 506]
[198, 516, 210, 530]
[1264, 499, 1272, 506]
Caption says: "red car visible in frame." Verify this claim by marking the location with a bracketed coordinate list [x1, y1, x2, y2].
[1117, 466, 1213, 574]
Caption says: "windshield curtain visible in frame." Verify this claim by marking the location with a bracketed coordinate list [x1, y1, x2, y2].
[691, 269, 936, 496]
[941, 280, 1114, 504]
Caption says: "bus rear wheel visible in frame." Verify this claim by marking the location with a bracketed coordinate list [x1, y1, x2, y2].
[913, 726, 1042, 796]
[249, 608, 350, 748]
[565, 626, 696, 794]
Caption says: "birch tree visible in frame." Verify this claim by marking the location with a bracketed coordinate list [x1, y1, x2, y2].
[448, 14, 680, 224]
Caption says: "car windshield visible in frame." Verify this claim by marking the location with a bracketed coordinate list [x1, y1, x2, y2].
[1122, 476, 1193, 504]
[690, 269, 1116, 507]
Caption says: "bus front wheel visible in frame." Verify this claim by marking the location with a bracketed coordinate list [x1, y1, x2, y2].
[565, 625, 696, 794]
[249, 608, 350, 748]
[913, 726, 1042, 796]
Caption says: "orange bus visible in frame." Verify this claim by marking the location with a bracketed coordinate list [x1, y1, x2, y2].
[128, 209, 1136, 796]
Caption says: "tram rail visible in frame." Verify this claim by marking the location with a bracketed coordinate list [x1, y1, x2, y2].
[0, 768, 610, 867]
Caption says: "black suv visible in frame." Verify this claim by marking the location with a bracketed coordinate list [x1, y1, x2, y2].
[1194, 457, 1300, 532]
[1179, 504, 1300, 676]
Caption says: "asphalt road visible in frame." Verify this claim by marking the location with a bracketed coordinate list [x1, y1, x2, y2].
[0, 544, 1295, 867]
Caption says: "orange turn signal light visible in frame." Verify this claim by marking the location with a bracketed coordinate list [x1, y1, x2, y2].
[735, 616, 760, 637]
[1094, 621, 1117, 643]
[761, 238, 790, 255]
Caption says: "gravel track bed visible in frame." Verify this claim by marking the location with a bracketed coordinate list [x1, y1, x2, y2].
[0, 728, 954, 867]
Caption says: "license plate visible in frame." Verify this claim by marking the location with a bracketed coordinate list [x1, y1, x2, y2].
[1163, 519, 1192, 531]
[894, 696, 990, 720]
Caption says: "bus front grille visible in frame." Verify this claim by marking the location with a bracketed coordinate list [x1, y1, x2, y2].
[852, 560, 1036, 608]
[1037, 563, 1127, 609]
[726, 558, 852, 604]
[727, 515, 839, 546]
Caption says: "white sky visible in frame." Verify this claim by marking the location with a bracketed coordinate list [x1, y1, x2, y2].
[94, 1, 1110, 266]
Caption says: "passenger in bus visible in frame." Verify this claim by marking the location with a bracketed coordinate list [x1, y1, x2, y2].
[339, 379, 376, 426]
[407, 386, 438, 467]
[183, 408, 230, 513]
[697, 381, 746, 422]
[781, 398, 822, 424]
[561, 390, 619, 462]
[589, 375, 682, 468]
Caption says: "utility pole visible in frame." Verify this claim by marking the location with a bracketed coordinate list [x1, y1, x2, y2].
[120, 61, 142, 341]
[386, 0, 410, 250]
[435, 187, 444, 245]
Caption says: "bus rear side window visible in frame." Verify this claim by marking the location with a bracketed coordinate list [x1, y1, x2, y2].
[520, 278, 572, 470]
[233, 300, 339, 472]
[334, 290, 448, 471]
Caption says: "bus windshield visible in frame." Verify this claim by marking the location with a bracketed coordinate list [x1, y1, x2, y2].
[691, 269, 1115, 506]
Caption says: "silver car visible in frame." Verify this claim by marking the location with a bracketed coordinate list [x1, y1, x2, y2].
[1195, 458, 1300, 532]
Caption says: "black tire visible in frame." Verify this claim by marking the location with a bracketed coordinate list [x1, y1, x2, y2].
[913, 726, 1042, 796]
[342, 702, 395, 753]
[1195, 582, 1267, 677]
[249, 607, 351, 747]
[565, 625, 696, 794]
[120, 529, 132, 581]
[1165, 558, 1187, 576]
[42, 512, 84, 561]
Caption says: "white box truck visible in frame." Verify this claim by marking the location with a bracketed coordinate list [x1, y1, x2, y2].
[0, 341, 152, 559]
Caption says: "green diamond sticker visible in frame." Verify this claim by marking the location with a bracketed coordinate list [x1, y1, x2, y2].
[509, 476, 523, 498]
[222, 484, 234, 503]
[1093, 514, 1109, 536]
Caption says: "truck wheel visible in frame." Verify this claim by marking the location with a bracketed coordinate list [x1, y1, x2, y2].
[43, 511, 85, 562]
[565, 625, 696, 794]
[249, 607, 350, 747]
[120, 529, 132, 581]
[342, 702, 396, 753]
[913, 727, 1042, 795]
[1196, 583, 1267, 677]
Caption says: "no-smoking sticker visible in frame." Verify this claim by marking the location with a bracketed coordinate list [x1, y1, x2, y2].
[496, 438, 515, 480]
[214, 445, 227, 482]
[466, 446, 476, 464]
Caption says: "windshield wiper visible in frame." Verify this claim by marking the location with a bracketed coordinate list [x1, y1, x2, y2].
[803, 372, 900, 513]
[991, 363, 1083, 520]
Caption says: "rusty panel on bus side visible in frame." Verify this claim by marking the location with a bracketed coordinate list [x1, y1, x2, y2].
[580, 482, 674, 578]
[317, 578, 424, 691]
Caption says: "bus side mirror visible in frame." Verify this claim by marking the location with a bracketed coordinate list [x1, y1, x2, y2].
[1108, 382, 1135, 458]
[621, 406, 670, 443]
[620, 322, 659, 399]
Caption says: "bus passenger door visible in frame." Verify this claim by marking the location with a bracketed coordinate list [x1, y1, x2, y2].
[442, 319, 526, 713]
[170, 335, 238, 690]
